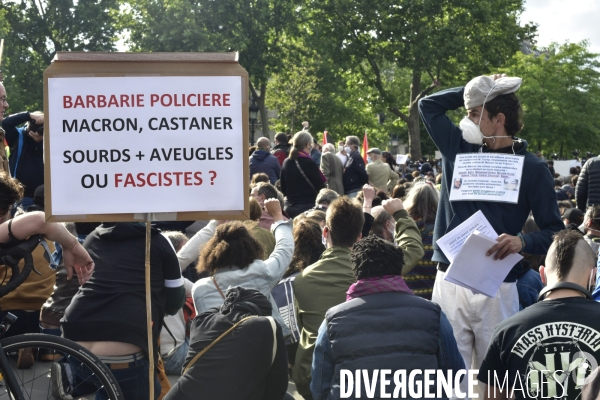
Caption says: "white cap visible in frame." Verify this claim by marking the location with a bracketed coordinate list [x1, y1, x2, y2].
[464, 75, 522, 109]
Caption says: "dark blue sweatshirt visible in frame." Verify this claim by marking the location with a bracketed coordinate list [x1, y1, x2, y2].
[418, 87, 563, 282]
[1, 112, 44, 198]
[249, 149, 281, 185]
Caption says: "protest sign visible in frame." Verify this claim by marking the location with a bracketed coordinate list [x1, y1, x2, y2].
[449, 153, 525, 204]
[396, 154, 408, 165]
[44, 52, 249, 222]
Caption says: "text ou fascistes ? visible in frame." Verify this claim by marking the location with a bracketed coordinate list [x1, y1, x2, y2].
[63, 93, 232, 108]
[63, 148, 233, 163]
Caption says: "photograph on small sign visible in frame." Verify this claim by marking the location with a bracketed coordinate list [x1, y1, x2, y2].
[449, 153, 525, 204]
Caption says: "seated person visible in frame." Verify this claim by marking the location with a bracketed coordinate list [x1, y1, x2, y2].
[160, 231, 194, 376]
[165, 287, 290, 400]
[0, 173, 92, 339]
[247, 197, 276, 259]
[311, 235, 464, 399]
[191, 199, 293, 339]
[61, 222, 185, 400]
[480, 230, 600, 400]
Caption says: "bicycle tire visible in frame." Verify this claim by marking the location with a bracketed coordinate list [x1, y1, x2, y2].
[0, 333, 124, 400]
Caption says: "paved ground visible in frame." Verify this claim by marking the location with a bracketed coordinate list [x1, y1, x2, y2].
[167, 375, 303, 399]
[0, 355, 304, 399]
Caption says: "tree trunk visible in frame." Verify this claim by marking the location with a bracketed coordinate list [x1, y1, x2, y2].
[257, 83, 270, 140]
[408, 71, 422, 160]
[560, 142, 564, 159]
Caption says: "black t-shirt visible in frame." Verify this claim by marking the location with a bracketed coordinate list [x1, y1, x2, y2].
[62, 223, 182, 356]
[479, 297, 600, 400]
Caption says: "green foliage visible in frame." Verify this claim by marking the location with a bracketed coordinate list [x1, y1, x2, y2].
[265, 40, 385, 145]
[299, 0, 534, 158]
[124, 0, 301, 134]
[0, 0, 119, 113]
[501, 42, 600, 157]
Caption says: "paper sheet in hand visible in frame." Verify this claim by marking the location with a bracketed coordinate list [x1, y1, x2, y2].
[437, 210, 497, 263]
[444, 231, 523, 298]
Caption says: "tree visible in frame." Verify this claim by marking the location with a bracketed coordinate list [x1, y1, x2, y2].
[265, 38, 383, 144]
[124, 0, 299, 139]
[502, 41, 600, 157]
[0, 0, 119, 112]
[303, 0, 535, 159]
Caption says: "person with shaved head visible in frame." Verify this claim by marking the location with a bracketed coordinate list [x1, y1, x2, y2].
[478, 230, 600, 400]
[249, 136, 281, 185]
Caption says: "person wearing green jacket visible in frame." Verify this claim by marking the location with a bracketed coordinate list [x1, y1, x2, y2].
[292, 195, 424, 399]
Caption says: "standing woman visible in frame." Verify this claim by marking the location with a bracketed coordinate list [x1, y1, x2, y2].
[280, 131, 326, 218]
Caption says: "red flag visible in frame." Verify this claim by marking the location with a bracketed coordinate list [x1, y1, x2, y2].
[361, 132, 369, 163]
[323, 131, 328, 145]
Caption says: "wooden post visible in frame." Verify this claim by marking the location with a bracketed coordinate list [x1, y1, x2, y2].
[145, 215, 154, 400]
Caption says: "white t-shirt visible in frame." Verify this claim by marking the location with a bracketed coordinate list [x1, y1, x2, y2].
[336, 152, 348, 166]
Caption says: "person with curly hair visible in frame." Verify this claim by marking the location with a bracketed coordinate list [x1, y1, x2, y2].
[191, 198, 294, 338]
[0, 170, 24, 221]
[310, 235, 464, 400]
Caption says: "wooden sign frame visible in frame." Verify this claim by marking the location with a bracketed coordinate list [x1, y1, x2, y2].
[43, 52, 250, 223]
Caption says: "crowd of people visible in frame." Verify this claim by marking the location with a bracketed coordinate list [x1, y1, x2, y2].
[2, 70, 600, 400]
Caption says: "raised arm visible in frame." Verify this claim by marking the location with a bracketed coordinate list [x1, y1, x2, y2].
[177, 220, 218, 270]
[1, 112, 31, 145]
[382, 198, 424, 274]
[262, 198, 294, 288]
[0, 212, 94, 284]
[418, 87, 472, 161]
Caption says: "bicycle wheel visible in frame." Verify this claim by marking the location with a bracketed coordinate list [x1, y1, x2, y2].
[0, 333, 124, 400]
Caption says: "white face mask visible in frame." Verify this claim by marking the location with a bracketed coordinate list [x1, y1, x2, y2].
[345, 146, 352, 154]
[460, 116, 484, 144]
[367, 156, 372, 163]
[338, 145, 344, 152]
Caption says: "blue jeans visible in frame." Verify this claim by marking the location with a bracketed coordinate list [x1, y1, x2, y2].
[162, 337, 189, 375]
[71, 354, 161, 400]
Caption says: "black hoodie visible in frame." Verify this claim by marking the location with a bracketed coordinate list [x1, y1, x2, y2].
[165, 287, 288, 400]
[62, 223, 185, 357]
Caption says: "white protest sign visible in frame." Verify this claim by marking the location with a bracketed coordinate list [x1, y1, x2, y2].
[396, 154, 408, 165]
[449, 153, 525, 204]
[552, 160, 580, 177]
[47, 76, 244, 216]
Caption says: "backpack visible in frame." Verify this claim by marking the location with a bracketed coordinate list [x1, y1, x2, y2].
[272, 149, 288, 166]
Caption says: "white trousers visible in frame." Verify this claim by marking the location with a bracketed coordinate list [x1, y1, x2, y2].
[432, 270, 519, 398]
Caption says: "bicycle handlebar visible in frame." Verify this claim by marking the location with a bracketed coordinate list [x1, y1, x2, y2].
[0, 235, 44, 299]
